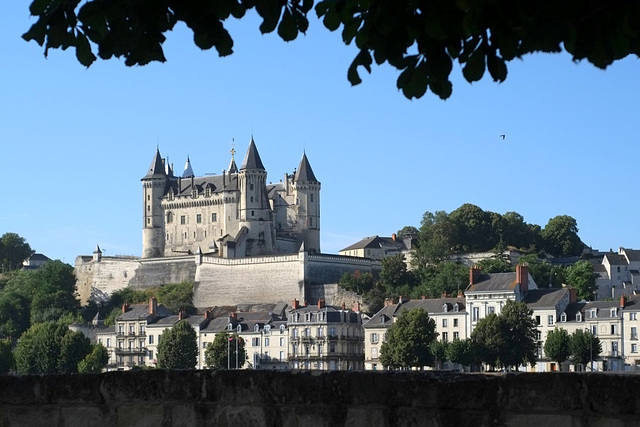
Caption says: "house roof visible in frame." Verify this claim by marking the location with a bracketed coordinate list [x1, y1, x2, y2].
[116, 303, 172, 321]
[182, 156, 195, 178]
[604, 253, 628, 266]
[142, 149, 167, 180]
[363, 297, 466, 329]
[583, 300, 622, 319]
[466, 272, 517, 293]
[523, 288, 568, 309]
[340, 235, 409, 253]
[560, 302, 587, 322]
[623, 249, 640, 262]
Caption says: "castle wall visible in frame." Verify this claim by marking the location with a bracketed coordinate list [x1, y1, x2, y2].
[192, 255, 304, 308]
[306, 254, 380, 286]
[1, 370, 638, 427]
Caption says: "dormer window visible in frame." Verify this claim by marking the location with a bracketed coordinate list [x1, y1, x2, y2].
[280, 325, 285, 334]
[611, 308, 617, 317]
[265, 325, 271, 332]
[453, 303, 459, 312]
[560, 313, 567, 322]
[380, 316, 385, 324]
[442, 304, 448, 313]
[254, 324, 259, 332]
[576, 312, 582, 322]
[591, 309, 597, 319]
[205, 187, 210, 197]
[227, 323, 233, 331]
[237, 325, 242, 333]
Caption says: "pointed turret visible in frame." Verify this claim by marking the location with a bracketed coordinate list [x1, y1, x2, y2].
[93, 244, 102, 262]
[142, 149, 167, 179]
[228, 157, 238, 174]
[182, 156, 195, 178]
[294, 152, 318, 183]
[240, 137, 265, 171]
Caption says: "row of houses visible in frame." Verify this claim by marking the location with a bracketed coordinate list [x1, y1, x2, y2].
[79, 263, 640, 372]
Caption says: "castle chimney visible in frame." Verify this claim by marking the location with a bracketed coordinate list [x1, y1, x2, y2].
[470, 265, 482, 285]
[318, 298, 325, 309]
[392, 233, 397, 241]
[292, 299, 299, 310]
[149, 297, 157, 316]
[516, 264, 529, 296]
[620, 294, 627, 309]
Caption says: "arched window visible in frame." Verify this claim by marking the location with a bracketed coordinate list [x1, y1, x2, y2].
[254, 324, 259, 332]
[442, 304, 448, 313]
[453, 303, 459, 312]
[166, 212, 173, 223]
[237, 325, 242, 333]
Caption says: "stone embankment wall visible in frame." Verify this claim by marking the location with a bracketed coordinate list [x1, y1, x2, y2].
[1, 371, 639, 427]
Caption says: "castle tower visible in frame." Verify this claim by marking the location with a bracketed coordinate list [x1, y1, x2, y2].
[293, 152, 321, 253]
[238, 137, 275, 253]
[141, 149, 168, 258]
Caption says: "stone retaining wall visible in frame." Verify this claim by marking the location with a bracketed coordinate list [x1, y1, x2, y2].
[1, 371, 639, 427]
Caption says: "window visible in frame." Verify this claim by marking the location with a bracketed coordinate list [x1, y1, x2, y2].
[453, 303, 459, 312]
[633, 344, 638, 353]
[453, 332, 459, 340]
[487, 306, 495, 315]
[203, 342, 207, 349]
[250, 183, 254, 191]
[106, 338, 111, 347]
[371, 347, 378, 359]
[591, 309, 597, 319]
[166, 212, 173, 223]
[591, 325, 597, 335]
[252, 337, 260, 346]
[292, 328, 298, 338]
[148, 335, 154, 344]
[612, 341, 619, 356]
[308, 217, 313, 227]
[250, 196, 254, 203]
[251, 210, 255, 217]
[442, 304, 448, 313]
[535, 316, 541, 326]
[472, 307, 480, 322]
[279, 351, 285, 361]
[265, 338, 270, 347]
[442, 319, 448, 328]
[631, 313, 638, 320]
[453, 319, 459, 327]
[442, 332, 448, 342]
[280, 337, 284, 346]
[196, 214, 202, 223]
[576, 312, 582, 322]
[212, 213, 217, 222]
[548, 315, 554, 326]
[330, 344, 336, 353]
[148, 350, 153, 360]
[180, 215, 186, 225]
[560, 313, 567, 322]
[370, 333, 379, 344]
[611, 325, 617, 335]
[254, 324, 260, 332]
[317, 327, 323, 337]
[632, 327, 637, 340]
[611, 308, 617, 317]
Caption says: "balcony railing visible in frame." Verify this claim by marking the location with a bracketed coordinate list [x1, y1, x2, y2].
[115, 347, 148, 355]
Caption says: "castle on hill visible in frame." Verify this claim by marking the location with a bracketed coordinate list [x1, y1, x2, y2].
[142, 138, 320, 259]
[76, 137, 378, 308]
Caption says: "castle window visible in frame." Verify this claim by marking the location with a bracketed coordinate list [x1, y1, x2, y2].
[167, 212, 173, 223]
[205, 188, 210, 197]
[251, 211, 255, 217]
[147, 205, 150, 211]
[147, 218, 150, 224]
[308, 217, 313, 227]
[166, 234, 169, 241]
[251, 196, 254, 203]
[212, 213, 217, 222]
[196, 214, 202, 224]
[180, 215, 186, 225]
[250, 183, 254, 191]
[310, 194, 314, 202]
[147, 195, 150, 201]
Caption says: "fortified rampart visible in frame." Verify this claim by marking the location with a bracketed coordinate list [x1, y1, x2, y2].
[76, 252, 379, 307]
[0, 370, 638, 427]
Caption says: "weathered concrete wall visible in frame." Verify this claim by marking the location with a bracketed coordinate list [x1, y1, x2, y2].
[75, 256, 197, 303]
[306, 254, 380, 287]
[308, 283, 362, 309]
[1, 371, 639, 427]
[193, 255, 304, 308]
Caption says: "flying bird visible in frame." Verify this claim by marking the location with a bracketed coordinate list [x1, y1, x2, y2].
[500, 134, 506, 140]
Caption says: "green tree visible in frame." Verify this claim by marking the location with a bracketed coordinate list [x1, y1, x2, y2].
[566, 261, 597, 301]
[0, 233, 33, 272]
[412, 262, 468, 299]
[205, 332, 246, 369]
[379, 308, 437, 369]
[446, 338, 477, 372]
[0, 339, 13, 374]
[517, 254, 557, 289]
[448, 204, 497, 253]
[156, 281, 196, 314]
[379, 254, 413, 290]
[13, 322, 92, 374]
[471, 313, 505, 370]
[0, 292, 30, 340]
[396, 226, 419, 240]
[542, 215, 583, 258]
[477, 257, 513, 274]
[78, 344, 109, 374]
[499, 301, 537, 370]
[338, 271, 375, 295]
[157, 320, 198, 369]
[24, 2, 640, 100]
[544, 327, 571, 371]
[570, 329, 601, 370]
[414, 211, 456, 264]
[430, 339, 449, 370]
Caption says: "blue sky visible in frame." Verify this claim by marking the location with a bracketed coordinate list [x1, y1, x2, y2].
[2, 4, 639, 264]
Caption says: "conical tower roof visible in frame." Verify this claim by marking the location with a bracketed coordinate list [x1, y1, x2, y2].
[294, 152, 318, 182]
[182, 156, 195, 178]
[240, 137, 265, 171]
[142, 149, 167, 179]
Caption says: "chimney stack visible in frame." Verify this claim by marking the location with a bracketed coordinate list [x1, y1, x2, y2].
[318, 298, 325, 309]
[620, 294, 627, 309]
[178, 310, 185, 321]
[457, 290, 464, 298]
[398, 295, 404, 304]
[568, 287, 577, 304]
[122, 303, 129, 314]
[516, 264, 529, 296]
[470, 265, 482, 285]
[341, 302, 346, 311]
[352, 301, 361, 312]
[292, 299, 299, 310]
[149, 297, 157, 316]
[205, 310, 212, 320]
[392, 233, 397, 241]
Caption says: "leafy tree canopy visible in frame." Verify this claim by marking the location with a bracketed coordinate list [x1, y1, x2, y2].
[379, 307, 437, 369]
[570, 329, 601, 369]
[23, 1, 640, 100]
[542, 215, 584, 258]
[544, 327, 571, 371]
[445, 338, 478, 372]
[157, 320, 199, 369]
[0, 233, 33, 273]
[205, 332, 246, 369]
[565, 260, 597, 301]
[78, 343, 109, 374]
[0, 339, 13, 374]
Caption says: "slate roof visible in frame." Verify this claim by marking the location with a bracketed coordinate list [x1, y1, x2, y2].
[240, 137, 265, 171]
[142, 149, 167, 179]
[289, 304, 360, 324]
[466, 272, 517, 292]
[182, 157, 195, 178]
[523, 288, 568, 309]
[116, 303, 172, 321]
[560, 302, 587, 322]
[624, 249, 640, 262]
[363, 297, 466, 329]
[605, 253, 628, 266]
[294, 153, 318, 183]
[28, 253, 50, 262]
[583, 300, 622, 319]
[166, 174, 239, 198]
[340, 235, 410, 253]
